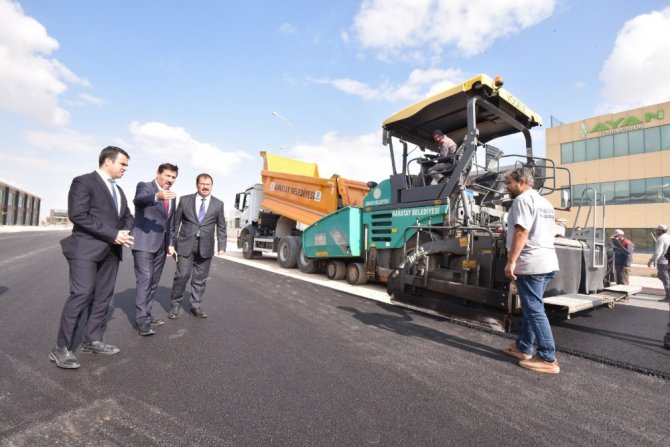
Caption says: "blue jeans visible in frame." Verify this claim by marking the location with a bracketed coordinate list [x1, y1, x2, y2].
[515, 271, 557, 362]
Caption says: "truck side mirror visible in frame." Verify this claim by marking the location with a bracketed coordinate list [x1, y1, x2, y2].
[382, 129, 389, 146]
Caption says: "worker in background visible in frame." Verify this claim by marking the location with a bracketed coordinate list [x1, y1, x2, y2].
[647, 224, 670, 302]
[428, 130, 458, 185]
[611, 229, 634, 285]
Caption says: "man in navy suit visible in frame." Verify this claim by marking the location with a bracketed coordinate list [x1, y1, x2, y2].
[169, 173, 226, 319]
[50, 146, 134, 369]
[131, 163, 179, 336]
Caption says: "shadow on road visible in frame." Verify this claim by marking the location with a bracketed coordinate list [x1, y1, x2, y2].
[338, 304, 508, 363]
[0, 285, 7, 296]
[111, 286, 177, 327]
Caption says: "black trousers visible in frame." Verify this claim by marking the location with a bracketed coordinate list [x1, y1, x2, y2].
[57, 251, 120, 349]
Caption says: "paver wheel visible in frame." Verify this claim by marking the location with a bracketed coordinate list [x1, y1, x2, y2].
[326, 260, 347, 280]
[346, 262, 368, 285]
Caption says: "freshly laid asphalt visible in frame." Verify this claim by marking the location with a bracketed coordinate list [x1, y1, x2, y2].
[0, 230, 668, 446]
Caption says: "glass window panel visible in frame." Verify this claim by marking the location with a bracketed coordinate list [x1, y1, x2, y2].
[573, 140, 586, 162]
[586, 138, 599, 160]
[560, 142, 573, 164]
[646, 177, 662, 203]
[662, 176, 670, 202]
[613, 180, 629, 205]
[629, 228, 652, 254]
[629, 179, 645, 204]
[644, 127, 661, 152]
[614, 133, 628, 156]
[661, 125, 670, 150]
[572, 184, 586, 206]
[600, 181, 615, 204]
[628, 129, 644, 155]
[600, 135, 614, 159]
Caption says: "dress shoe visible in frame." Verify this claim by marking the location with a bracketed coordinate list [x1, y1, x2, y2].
[137, 323, 156, 336]
[49, 346, 80, 369]
[168, 304, 180, 319]
[190, 307, 207, 318]
[80, 341, 120, 355]
[149, 316, 165, 327]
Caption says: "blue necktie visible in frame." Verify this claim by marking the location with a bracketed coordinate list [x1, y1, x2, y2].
[198, 197, 206, 223]
[108, 179, 118, 211]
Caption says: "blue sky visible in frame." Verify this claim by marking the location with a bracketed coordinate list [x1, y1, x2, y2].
[1, 0, 669, 218]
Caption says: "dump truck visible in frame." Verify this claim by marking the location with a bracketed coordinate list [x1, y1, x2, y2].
[301, 74, 639, 331]
[234, 151, 369, 269]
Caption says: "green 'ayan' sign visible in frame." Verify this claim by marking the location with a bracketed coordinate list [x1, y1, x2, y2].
[579, 110, 665, 137]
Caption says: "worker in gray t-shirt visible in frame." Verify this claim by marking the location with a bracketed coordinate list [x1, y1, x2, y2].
[501, 167, 560, 374]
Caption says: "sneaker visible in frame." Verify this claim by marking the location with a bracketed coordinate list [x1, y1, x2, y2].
[502, 343, 532, 361]
[519, 356, 560, 374]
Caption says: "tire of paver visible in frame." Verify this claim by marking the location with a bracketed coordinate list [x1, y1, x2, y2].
[326, 260, 347, 280]
[346, 262, 368, 285]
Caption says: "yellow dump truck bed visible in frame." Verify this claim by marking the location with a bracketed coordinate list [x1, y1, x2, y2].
[260, 151, 369, 225]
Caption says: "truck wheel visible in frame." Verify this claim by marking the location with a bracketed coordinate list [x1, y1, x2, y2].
[277, 237, 299, 268]
[241, 234, 260, 259]
[326, 260, 346, 280]
[346, 262, 368, 285]
[297, 245, 318, 273]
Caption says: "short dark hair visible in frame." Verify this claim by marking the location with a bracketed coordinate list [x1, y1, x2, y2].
[196, 173, 213, 185]
[505, 167, 535, 186]
[98, 146, 129, 167]
[432, 130, 444, 137]
[158, 163, 179, 174]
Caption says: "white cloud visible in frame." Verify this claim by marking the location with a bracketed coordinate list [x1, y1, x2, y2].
[129, 121, 252, 176]
[278, 22, 298, 36]
[0, 0, 90, 126]
[598, 6, 670, 113]
[287, 131, 390, 183]
[352, 0, 555, 58]
[25, 128, 99, 154]
[77, 92, 105, 106]
[314, 67, 466, 102]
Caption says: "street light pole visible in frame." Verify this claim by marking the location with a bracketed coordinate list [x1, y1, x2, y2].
[271, 111, 299, 148]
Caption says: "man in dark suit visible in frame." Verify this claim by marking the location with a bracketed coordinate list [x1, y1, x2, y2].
[168, 173, 226, 319]
[131, 163, 179, 336]
[50, 146, 134, 369]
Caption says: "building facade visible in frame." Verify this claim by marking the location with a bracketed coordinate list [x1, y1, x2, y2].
[546, 101, 670, 263]
[0, 180, 41, 226]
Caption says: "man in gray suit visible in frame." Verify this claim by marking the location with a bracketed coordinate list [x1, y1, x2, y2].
[168, 173, 226, 319]
[131, 163, 179, 336]
[50, 146, 134, 369]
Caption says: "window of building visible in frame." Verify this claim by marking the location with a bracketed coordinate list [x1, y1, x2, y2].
[629, 179, 646, 204]
[613, 133, 628, 157]
[644, 126, 662, 153]
[613, 180, 630, 205]
[663, 177, 670, 202]
[573, 140, 586, 162]
[561, 142, 573, 164]
[600, 181, 615, 204]
[628, 129, 644, 155]
[600, 135, 614, 158]
[586, 138, 599, 161]
[629, 228, 652, 254]
[645, 177, 662, 203]
[661, 125, 670, 150]
[7, 191, 13, 205]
